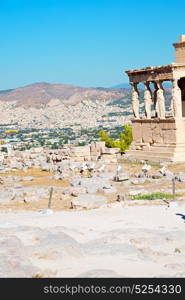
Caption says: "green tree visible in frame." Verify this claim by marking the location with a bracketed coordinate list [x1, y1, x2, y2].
[78, 141, 86, 146]
[119, 124, 133, 152]
[99, 124, 132, 153]
[51, 142, 60, 149]
[99, 130, 117, 148]
[99, 130, 109, 142]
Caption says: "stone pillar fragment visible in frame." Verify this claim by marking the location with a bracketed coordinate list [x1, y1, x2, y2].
[131, 83, 140, 119]
[171, 79, 182, 118]
[144, 82, 152, 119]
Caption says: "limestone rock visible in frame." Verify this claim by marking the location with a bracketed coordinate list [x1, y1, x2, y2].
[129, 190, 146, 196]
[71, 177, 112, 194]
[30, 231, 84, 260]
[84, 237, 136, 256]
[62, 186, 87, 197]
[0, 235, 40, 277]
[113, 174, 129, 182]
[98, 186, 117, 194]
[0, 190, 16, 203]
[77, 269, 121, 278]
[71, 194, 106, 209]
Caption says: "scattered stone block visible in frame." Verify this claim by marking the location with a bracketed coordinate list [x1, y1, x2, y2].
[71, 194, 106, 209]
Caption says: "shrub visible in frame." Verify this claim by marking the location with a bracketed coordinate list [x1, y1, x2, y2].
[132, 192, 181, 200]
[99, 124, 132, 152]
[78, 142, 86, 146]
[119, 124, 133, 151]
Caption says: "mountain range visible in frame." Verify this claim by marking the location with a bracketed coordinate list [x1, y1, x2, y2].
[0, 82, 131, 129]
[0, 82, 171, 129]
[0, 82, 126, 108]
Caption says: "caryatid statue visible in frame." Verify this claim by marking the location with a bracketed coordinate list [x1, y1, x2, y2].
[131, 83, 140, 118]
[144, 82, 152, 119]
[171, 79, 182, 118]
[155, 82, 165, 119]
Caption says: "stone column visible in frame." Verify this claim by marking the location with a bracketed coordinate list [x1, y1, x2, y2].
[144, 82, 152, 119]
[171, 79, 182, 118]
[131, 83, 140, 119]
[155, 81, 165, 119]
[153, 82, 158, 118]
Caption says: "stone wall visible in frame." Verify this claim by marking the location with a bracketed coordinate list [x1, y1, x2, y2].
[69, 142, 120, 162]
[45, 141, 120, 163]
[174, 41, 185, 64]
[127, 118, 185, 162]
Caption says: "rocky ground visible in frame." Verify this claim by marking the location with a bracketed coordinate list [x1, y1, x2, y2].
[0, 204, 185, 278]
[0, 154, 185, 278]
[1, 158, 185, 211]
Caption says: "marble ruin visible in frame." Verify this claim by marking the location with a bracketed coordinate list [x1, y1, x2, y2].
[125, 35, 185, 162]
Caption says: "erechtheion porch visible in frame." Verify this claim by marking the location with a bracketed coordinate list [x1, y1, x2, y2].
[125, 35, 185, 162]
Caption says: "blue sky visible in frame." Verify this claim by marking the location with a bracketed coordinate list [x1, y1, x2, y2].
[0, 0, 185, 90]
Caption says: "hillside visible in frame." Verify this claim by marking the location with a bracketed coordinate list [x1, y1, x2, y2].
[0, 82, 172, 129]
[0, 82, 132, 129]
[0, 82, 126, 108]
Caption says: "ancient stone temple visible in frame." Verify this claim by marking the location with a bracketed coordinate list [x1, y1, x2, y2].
[125, 35, 185, 162]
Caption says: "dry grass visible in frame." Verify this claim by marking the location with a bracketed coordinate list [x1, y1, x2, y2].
[0, 196, 72, 212]
[96, 191, 118, 204]
[0, 168, 70, 188]
[168, 163, 185, 173]
[0, 168, 72, 211]
[0, 168, 52, 177]
[1, 162, 185, 212]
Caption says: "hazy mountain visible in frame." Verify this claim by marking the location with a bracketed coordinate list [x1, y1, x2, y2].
[0, 82, 132, 129]
[111, 83, 130, 89]
[0, 89, 13, 94]
[0, 82, 126, 108]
